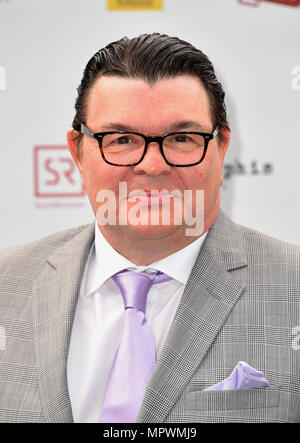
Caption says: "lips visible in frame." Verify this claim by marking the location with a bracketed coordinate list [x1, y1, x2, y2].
[128, 189, 176, 202]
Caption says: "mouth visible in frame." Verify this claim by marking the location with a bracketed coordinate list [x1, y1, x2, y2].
[127, 189, 178, 203]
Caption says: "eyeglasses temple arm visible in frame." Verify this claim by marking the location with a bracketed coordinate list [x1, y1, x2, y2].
[80, 123, 95, 138]
[212, 124, 219, 138]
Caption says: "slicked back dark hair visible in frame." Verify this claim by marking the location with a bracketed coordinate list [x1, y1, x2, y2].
[72, 33, 229, 156]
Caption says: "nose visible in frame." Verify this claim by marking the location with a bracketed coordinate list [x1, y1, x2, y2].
[133, 141, 172, 176]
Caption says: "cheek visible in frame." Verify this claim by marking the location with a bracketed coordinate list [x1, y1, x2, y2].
[82, 159, 101, 191]
[179, 167, 212, 190]
[179, 154, 223, 191]
[81, 155, 128, 197]
[203, 150, 224, 185]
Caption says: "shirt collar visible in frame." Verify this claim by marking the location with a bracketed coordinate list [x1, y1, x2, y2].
[85, 220, 207, 296]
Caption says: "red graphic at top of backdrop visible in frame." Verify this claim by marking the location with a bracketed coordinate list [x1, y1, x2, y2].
[238, 0, 300, 6]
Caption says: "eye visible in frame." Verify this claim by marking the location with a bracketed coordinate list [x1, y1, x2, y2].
[114, 135, 132, 144]
[173, 134, 191, 143]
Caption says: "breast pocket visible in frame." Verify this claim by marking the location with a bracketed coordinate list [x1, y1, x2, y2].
[180, 386, 281, 423]
[187, 385, 280, 411]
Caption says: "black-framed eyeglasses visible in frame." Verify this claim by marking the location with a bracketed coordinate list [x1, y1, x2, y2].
[80, 123, 219, 167]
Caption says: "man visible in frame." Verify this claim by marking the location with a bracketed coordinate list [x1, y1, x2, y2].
[0, 33, 299, 423]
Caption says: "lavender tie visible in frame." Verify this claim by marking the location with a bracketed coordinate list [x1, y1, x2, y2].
[100, 269, 172, 423]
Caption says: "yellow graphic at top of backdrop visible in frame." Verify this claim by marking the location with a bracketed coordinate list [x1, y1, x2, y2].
[108, 0, 163, 10]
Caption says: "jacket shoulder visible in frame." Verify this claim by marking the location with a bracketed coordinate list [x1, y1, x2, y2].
[213, 210, 300, 261]
[238, 222, 300, 257]
[0, 224, 94, 279]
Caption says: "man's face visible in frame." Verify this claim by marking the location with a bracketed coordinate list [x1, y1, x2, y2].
[67, 74, 229, 243]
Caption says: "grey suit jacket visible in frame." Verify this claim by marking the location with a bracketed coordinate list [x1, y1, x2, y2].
[0, 210, 300, 423]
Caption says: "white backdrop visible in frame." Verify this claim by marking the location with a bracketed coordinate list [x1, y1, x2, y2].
[0, 0, 299, 249]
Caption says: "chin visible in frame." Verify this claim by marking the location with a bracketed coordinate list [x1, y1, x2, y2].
[127, 223, 180, 240]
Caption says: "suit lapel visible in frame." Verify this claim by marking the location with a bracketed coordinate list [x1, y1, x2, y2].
[33, 224, 95, 423]
[137, 210, 248, 423]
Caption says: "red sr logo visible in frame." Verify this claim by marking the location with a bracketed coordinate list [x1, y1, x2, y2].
[34, 146, 84, 197]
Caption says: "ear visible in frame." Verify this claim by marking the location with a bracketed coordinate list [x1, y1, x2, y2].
[217, 127, 230, 186]
[67, 130, 85, 190]
[67, 130, 83, 173]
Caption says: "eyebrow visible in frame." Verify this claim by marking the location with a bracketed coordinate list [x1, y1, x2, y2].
[99, 120, 209, 133]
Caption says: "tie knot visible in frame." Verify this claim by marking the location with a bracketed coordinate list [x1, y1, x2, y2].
[112, 270, 171, 313]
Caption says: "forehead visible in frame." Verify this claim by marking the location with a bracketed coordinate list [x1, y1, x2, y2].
[86, 74, 213, 132]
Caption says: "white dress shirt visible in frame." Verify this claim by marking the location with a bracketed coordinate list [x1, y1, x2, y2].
[67, 221, 207, 423]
